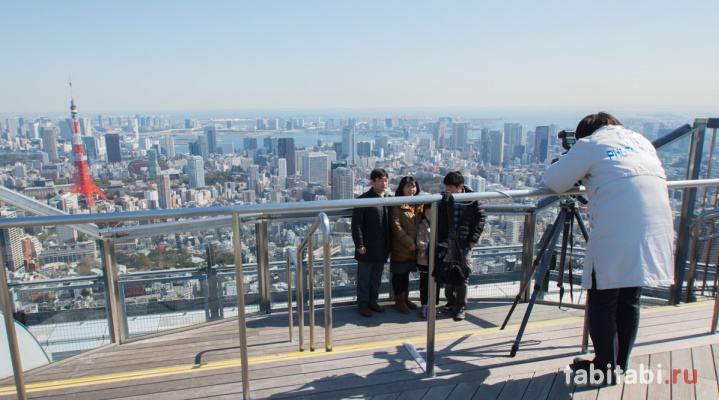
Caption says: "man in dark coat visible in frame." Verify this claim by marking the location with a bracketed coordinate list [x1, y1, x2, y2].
[352, 168, 391, 317]
[441, 171, 486, 321]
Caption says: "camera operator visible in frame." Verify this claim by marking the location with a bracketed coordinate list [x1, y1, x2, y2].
[542, 112, 674, 384]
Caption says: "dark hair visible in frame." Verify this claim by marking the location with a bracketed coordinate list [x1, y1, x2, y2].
[576, 112, 623, 139]
[395, 176, 421, 197]
[370, 168, 388, 181]
[443, 171, 464, 187]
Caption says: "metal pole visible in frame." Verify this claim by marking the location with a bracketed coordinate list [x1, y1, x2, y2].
[0, 247, 27, 399]
[425, 201, 439, 377]
[256, 221, 271, 313]
[308, 235, 315, 352]
[231, 214, 251, 400]
[322, 218, 333, 352]
[296, 246, 305, 352]
[101, 239, 124, 344]
[286, 249, 294, 343]
[521, 213, 537, 302]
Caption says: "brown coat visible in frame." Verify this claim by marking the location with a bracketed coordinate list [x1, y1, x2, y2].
[390, 204, 422, 261]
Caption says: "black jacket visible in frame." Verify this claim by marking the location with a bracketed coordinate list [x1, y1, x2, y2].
[436, 187, 486, 250]
[351, 189, 392, 263]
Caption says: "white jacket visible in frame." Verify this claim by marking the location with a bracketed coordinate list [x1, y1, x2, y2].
[542, 125, 674, 290]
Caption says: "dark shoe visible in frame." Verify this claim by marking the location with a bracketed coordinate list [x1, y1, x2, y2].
[442, 304, 455, 313]
[369, 303, 385, 313]
[570, 357, 592, 372]
[359, 307, 373, 317]
[453, 309, 466, 321]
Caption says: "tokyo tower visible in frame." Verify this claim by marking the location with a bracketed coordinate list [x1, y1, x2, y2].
[69, 80, 107, 206]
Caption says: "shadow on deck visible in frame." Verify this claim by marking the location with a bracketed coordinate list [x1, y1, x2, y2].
[1, 299, 718, 399]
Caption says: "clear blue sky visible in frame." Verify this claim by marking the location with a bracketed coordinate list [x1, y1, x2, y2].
[2, 1, 718, 115]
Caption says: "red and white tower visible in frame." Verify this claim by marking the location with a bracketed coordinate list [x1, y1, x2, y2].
[69, 80, 107, 206]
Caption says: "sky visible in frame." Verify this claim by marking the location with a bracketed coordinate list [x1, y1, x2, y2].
[2, 1, 719, 117]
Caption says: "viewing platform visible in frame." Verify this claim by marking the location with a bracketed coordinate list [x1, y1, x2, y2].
[1, 298, 717, 399]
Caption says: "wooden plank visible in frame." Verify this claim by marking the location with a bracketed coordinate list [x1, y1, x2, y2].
[714, 344, 719, 382]
[692, 345, 717, 381]
[621, 354, 648, 400]
[446, 381, 481, 400]
[595, 378, 624, 400]
[371, 393, 400, 400]
[421, 383, 456, 399]
[546, 369, 574, 399]
[572, 386, 598, 400]
[670, 348, 696, 400]
[522, 371, 557, 400]
[472, 376, 508, 400]
[497, 373, 533, 400]
[395, 388, 429, 400]
[646, 352, 670, 400]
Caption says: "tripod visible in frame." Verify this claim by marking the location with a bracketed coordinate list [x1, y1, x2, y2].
[500, 197, 590, 357]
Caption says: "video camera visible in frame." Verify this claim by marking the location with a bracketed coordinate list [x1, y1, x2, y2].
[557, 130, 576, 151]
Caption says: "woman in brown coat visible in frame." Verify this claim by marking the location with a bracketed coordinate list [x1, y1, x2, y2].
[390, 176, 422, 314]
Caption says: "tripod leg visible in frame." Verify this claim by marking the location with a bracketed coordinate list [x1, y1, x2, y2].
[556, 214, 572, 307]
[509, 210, 567, 357]
[573, 211, 590, 242]
[501, 219, 561, 330]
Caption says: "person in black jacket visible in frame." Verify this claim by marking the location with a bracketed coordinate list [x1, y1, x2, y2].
[352, 168, 391, 317]
[441, 171, 486, 321]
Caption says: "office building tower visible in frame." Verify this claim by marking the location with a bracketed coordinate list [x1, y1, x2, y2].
[5, 118, 18, 140]
[302, 152, 328, 185]
[432, 121, 447, 149]
[490, 130, 504, 165]
[147, 149, 159, 178]
[451, 122, 469, 150]
[98, 115, 104, 127]
[162, 135, 175, 158]
[247, 165, 261, 192]
[277, 138, 296, 175]
[197, 134, 209, 160]
[534, 126, 550, 164]
[221, 142, 234, 155]
[79, 117, 92, 137]
[28, 122, 40, 140]
[0, 207, 25, 272]
[332, 167, 353, 200]
[376, 135, 389, 151]
[341, 127, 358, 165]
[243, 137, 258, 151]
[81, 136, 98, 163]
[277, 158, 287, 180]
[188, 140, 201, 156]
[203, 126, 217, 154]
[158, 173, 172, 209]
[104, 134, 122, 163]
[357, 142, 372, 157]
[187, 156, 205, 189]
[42, 127, 60, 162]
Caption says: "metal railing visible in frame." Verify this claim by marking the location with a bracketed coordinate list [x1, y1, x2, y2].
[294, 212, 333, 352]
[2, 117, 718, 399]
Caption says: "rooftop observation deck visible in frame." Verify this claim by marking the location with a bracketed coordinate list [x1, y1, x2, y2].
[2, 118, 719, 399]
[0, 299, 717, 399]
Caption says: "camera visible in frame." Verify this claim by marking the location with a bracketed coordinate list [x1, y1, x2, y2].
[558, 130, 576, 151]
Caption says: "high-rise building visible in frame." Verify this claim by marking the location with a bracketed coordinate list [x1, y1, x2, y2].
[341, 127, 358, 165]
[302, 152, 328, 185]
[534, 126, 550, 164]
[157, 173, 172, 209]
[247, 165, 261, 192]
[332, 167, 353, 200]
[277, 138, 296, 176]
[197, 134, 209, 160]
[42, 127, 59, 162]
[490, 130, 504, 165]
[432, 121, 447, 149]
[147, 149, 159, 178]
[187, 156, 205, 189]
[0, 207, 25, 272]
[203, 126, 217, 155]
[451, 122, 469, 150]
[162, 135, 175, 158]
[105, 133, 122, 163]
[277, 158, 287, 180]
[81, 136, 98, 163]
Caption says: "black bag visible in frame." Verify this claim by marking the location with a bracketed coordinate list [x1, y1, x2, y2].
[433, 192, 470, 285]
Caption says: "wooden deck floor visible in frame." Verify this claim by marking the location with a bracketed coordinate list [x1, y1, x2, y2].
[1, 299, 718, 399]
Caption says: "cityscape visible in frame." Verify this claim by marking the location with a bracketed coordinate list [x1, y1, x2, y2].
[0, 97, 696, 318]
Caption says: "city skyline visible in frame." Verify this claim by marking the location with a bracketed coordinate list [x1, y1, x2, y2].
[2, 1, 719, 115]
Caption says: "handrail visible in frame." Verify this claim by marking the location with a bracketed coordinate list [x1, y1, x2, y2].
[295, 212, 333, 352]
[2, 179, 718, 230]
[285, 248, 297, 343]
[684, 207, 719, 333]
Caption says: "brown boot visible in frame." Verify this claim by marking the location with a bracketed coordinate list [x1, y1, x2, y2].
[394, 292, 410, 314]
[404, 291, 418, 310]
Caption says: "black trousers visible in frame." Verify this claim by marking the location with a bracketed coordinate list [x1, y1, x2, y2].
[392, 272, 410, 294]
[588, 276, 642, 373]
